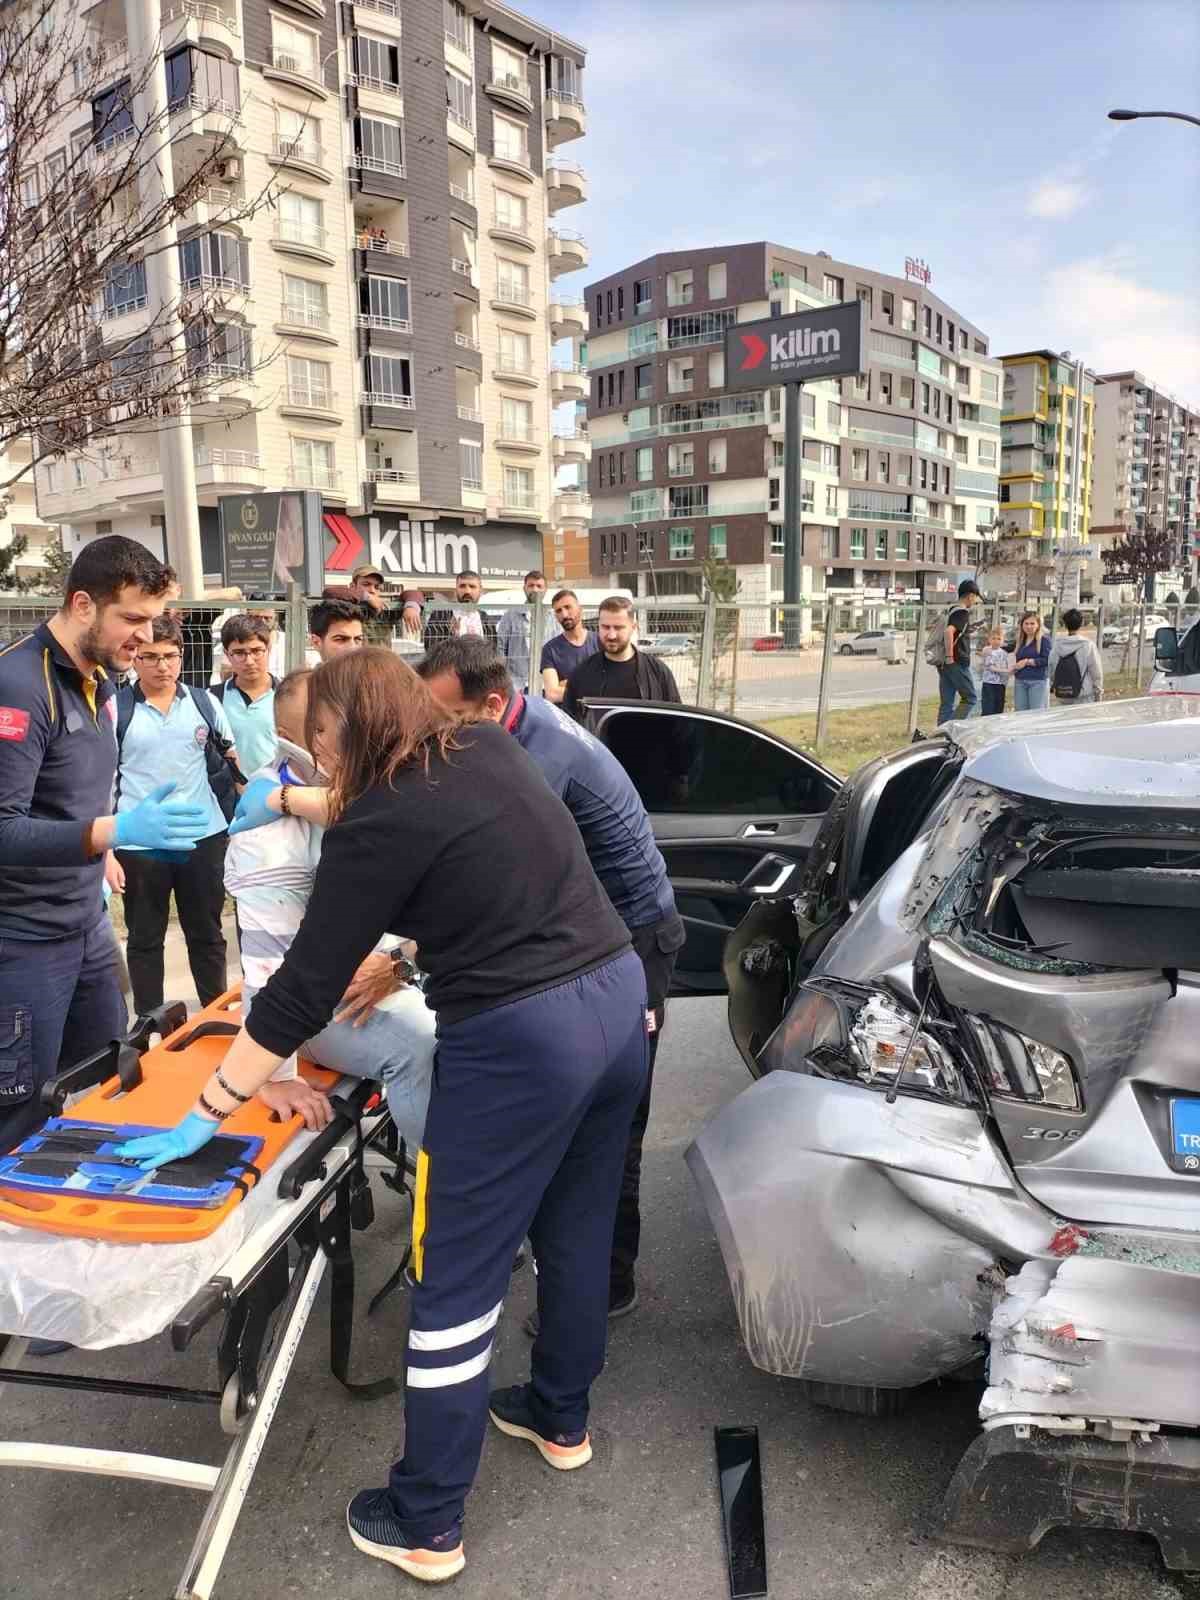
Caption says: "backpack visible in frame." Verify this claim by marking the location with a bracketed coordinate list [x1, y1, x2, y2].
[1051, 646, 1085, 701]
[116, 684, 245, 823]
[923, 607, 954, 667]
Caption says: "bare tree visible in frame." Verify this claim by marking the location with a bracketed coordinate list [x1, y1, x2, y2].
[0, 0, 284, 501]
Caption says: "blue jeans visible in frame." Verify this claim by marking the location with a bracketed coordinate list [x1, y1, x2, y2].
[243, 980, 436, 1151]
[1014, 678, 1049, 712]
[937, 663, 978, 723]
[0, 918, 128, 1154]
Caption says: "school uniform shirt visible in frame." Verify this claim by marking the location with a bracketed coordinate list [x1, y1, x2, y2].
[213, 680, 277, 776]
[116, 685, 234, 842]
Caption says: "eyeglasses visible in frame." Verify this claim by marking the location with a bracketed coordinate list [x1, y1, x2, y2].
[135, 652, 182, 665]
[228, 646, 269, 661]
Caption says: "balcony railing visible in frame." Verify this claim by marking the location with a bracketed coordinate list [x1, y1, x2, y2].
[493, 214, 531, 238]
[448, 108, 474, 132]
[162, 1, 239, 31]
[457, 404, 482, 422]
[461, 475, 483, 491]
[272, 135, 325, 167]
[95, 123, 136, 154]
[280, 301, 330, 331]
[551, 362, 586, 376]
[184, 184, 236, 214]
[546, 158, 585, 177]
[272, 47, 320, 79]
[357, 0, 398, 13]
[547, 87, 584, 108]
[195, 446, 261, 469]
[449, 183, 474, 203]
[349, 72, 401, 97]
[354, 152, 405, 178]
[181, 271, 247, 295]
[285, 385, 336, 410]
[286, 465, 342, 490]
[494, 284, 532, 307]
[276, 220, 328, 251]
[499, 424, 537, 443]
[190, 360, 251, 383]
[666, 286, 694, 307]
[489, 72, 533, 100]
[666, 329, 724, 350]
[454, 331, 481, 351]
[99, 292, 148, 320]
[357, 312, 412, 334]
[363, 390, 415, 409]
[366, 468, 417, 484]
[496, 359, 533, 378]
[502, 492, 538, 510]
[355, 233, 408, 256]
[451, 257, 474, 278]
[492, 144, 530, 167]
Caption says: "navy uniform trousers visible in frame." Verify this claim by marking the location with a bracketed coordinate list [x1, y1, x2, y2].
[388, 948, 647, 1543]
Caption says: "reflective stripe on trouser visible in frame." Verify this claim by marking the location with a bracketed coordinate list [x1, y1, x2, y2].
[388, 948, 648, 1543]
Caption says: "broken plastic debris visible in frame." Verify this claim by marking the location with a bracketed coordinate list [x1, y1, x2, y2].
[1049, 1224, 1089, 1257]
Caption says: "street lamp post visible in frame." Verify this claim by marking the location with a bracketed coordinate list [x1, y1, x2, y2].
[1108, 108, 1200, 129]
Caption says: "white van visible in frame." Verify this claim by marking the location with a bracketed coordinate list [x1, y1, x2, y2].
[1149, 616, 1200, 694]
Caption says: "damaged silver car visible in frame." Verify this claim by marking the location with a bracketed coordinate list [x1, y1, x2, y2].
[686, 698, 1200, 1569]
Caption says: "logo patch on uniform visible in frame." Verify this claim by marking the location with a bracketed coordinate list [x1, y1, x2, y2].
[195, 724, 209, 747]
[0, 707, 30, 741]
[645, 1009, 657, 1034]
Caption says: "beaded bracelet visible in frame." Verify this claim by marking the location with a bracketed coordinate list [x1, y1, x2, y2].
[215, 1069, 251, 1104]
[199, 1091, 234, 1121]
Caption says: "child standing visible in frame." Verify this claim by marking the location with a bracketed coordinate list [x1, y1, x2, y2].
[980, 626, 1011, 715]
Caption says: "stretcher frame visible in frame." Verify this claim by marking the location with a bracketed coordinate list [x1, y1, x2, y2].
[0, 1007, 410, 1600]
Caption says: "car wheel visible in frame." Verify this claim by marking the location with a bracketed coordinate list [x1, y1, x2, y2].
[800, 1380, 912, 1417]
[839, 644, 854, 656]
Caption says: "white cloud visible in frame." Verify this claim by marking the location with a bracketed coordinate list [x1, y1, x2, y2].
[1027, 179, 1088, 219]
[1041, 258, 1200, 399]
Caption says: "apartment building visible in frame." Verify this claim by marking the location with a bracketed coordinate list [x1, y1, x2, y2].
[998, 351, 1095, 599]
[27, 0, 587, 590]
[0, 434, 58, 589]
[582, 243, 1001, 609]
[1091, 370, 1199, 602]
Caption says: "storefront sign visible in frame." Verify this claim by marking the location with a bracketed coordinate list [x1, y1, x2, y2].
[323, 515, 542, 582]
[725, 301, 868, 390]
[218, 492, 325, 595]
[904, 256, 932, 285]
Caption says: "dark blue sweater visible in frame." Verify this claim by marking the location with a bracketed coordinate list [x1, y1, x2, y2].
[1015, 635, 1051, 682]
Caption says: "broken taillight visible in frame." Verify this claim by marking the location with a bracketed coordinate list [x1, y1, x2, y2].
[785, 983, 976, 1106]
[962, 1017, 1082, 1111]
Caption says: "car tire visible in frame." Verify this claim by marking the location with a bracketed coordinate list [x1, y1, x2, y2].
[800, 1379, 912, 1417]
[839, 644, 854, 656]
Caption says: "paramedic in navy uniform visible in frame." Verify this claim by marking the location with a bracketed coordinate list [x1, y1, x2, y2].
[0, 537, 210, 1154]
[116, 648, 648, 1586]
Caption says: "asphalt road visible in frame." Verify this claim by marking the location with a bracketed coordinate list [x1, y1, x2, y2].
[2, 997, 1184, 1600]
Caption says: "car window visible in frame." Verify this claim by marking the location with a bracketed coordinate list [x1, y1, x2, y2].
[600, 709, 837, 816]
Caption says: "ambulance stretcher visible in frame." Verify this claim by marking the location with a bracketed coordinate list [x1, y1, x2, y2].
[0, 992, 409, 1600]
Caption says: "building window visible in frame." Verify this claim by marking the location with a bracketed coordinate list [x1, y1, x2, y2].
[359, 274, 410, 329]
[356, 32, 401, 93]
[493, 112, 528, 165]
[283, 273, 329, 328]
[800, 477, 815, 513]
[503, 464, 535, 508]
[496, 257, 531, 307]
[669, 528, 694, 560]
[366, 353, 412, 403]
[877, 451, 890, 484]
[879, 372, 893, 406]
[707, 262, 727, 299]
[356, 114, 404, 176]
[286, 354, 332, 408]
[670, 484, 708, 517]
[179, 229, 248, 291]
[278, 190, 324, 248]
[709, 523, 727, 558]
[901, 298, 917, 332]
[165, 46, 240, 109]
[634, 278, 652, 312]
[880, 290, 894, 324]
[634, 363, 652, 401]
[102, 259, 147, 317]
[276, 106, 320, 164]
[821, 527, 837, 558]
[849, 527, 866, 559]
[501, 396, 533, 441]
[923, 306, 932, 338]
[271, 16, 319, 80]
[820, 442, 839, 471]
[825, 483, 838, 515]
[896, 530, 910, 559]
[827, 400, 841, 429]
[768, 476, 780, 512]
[823, 273, 843, 301]
[977, 438, 997, 467]
[446, 68, 473, 128]
[498, 326, 531, 374]
[851, 448, 868, 481]
[186, 319, 250, 376]
[290, 435, 336, 486]
[494, 189, 528, 234]
[875, 529, 888, 560]
[444, 0, 470, 52]
[952, 505, 966, 531]
[856, 284, 872, 316]
[709, 438, 727, 474]
[980, 371, 1000, 403]
[459, 441, 482, 490]
[636, 446, 653, 482]
[617, 285, 624, 320]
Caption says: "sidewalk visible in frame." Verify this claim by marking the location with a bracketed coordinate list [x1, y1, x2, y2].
[146, 912, 241, 1014]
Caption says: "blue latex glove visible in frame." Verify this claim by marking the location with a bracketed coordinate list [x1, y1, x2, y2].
[113, 1112, 219, 1172]
[113, 781, 209, 853]
[228, 776, 283, 837]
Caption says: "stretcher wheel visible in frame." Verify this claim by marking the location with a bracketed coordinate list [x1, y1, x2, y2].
[220, 1371, 253, 1435]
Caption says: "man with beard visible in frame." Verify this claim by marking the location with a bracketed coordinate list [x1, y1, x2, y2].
[0, 536, 210, 1153]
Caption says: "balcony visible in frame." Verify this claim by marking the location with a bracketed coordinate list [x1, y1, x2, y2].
[356, 312, 412, 336]
[281, 384, 341, 421]
[276, 301, 336, 343]
[453, 331, 481, 353]
[555, 489, 590, 526]
[550, 364, 587, 402]
[365, 468, 421, 507]
[549, 299, 587, 341]
[285, 465, 344, 496]
[544, 88, 585, 147]
[179, 184, 238, 230]
[553, 432, 591, 467]
[272, 219, 335, 265]
[544, 156, 585, 212]
[189, 361, 253, 412]
[489, 213, 534, 251]
[449, 182, 475, 205]
[488, 144, 533, 182]
[493, 357, 538, 389]
[547, 227, 588, 277]
[485, 70, 534, 114]
[491, 283, 536, 321]
[500, 490, 540, 520]
[363, 390, 414, 409]
[451, 256, 477, 286]
[266, 47, 327, 96]
[456, 404, 482, 423]
[161, 1, 240, 51]
[169, 91, 244, 149]
[667, 285, 694, 308]
[193, 446, 264, 488]
[447, 107, 475, 152]
[351, 151, 406, 181]
[269, 134, 329, 182]
[496, 422, 540, 455]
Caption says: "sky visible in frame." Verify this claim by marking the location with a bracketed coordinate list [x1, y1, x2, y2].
[544, 0, 1200, 402]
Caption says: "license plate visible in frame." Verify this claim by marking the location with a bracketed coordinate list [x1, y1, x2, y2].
[1169, 1098, 1200, 1173]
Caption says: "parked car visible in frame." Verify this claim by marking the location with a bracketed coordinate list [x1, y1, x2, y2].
[752, 634, 784, 652]
[634, 696, 1200, 1572]
[838, 630, 899, 656]
[1105, 614, 1170, 648]
[1151, 615, 1200, 695]
[642, 633, 694, 658]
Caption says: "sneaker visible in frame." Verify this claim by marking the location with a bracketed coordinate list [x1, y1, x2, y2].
[522, 1282, 639, 1339]
[346, 1489, 465, 1583]
[488, 1383, 592, 1471]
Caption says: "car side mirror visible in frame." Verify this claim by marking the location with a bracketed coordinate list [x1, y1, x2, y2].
[1154, 625, 1179, 667]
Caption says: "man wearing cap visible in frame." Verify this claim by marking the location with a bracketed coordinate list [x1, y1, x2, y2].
[324, 565, 395, 648]
[938, 578, 982, 723]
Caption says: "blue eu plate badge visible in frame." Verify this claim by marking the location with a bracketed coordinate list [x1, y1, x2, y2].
[1169, 1098, 1200, 1173]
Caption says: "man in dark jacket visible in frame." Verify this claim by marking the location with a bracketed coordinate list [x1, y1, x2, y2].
[423, 570, 498, 647]
[562, 595, 681, 718]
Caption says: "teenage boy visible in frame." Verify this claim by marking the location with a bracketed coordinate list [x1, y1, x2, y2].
[309, 598, 366, 663]
[113, 616, 240, 1015]
[212, 614, 278, 776]
[937, 579, 982, 724]
[540, 589, 599, 703]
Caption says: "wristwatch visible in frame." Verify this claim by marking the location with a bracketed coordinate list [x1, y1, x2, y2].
[390, 952, 418, 984]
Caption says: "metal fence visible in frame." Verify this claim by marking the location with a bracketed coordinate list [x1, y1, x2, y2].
[2, 591, 1190, 769]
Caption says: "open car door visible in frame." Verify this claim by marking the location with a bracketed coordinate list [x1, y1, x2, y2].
[584, 701, 841, 995]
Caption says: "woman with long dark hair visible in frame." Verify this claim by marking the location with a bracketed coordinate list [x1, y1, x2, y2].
[118, 649, 648, 1583]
